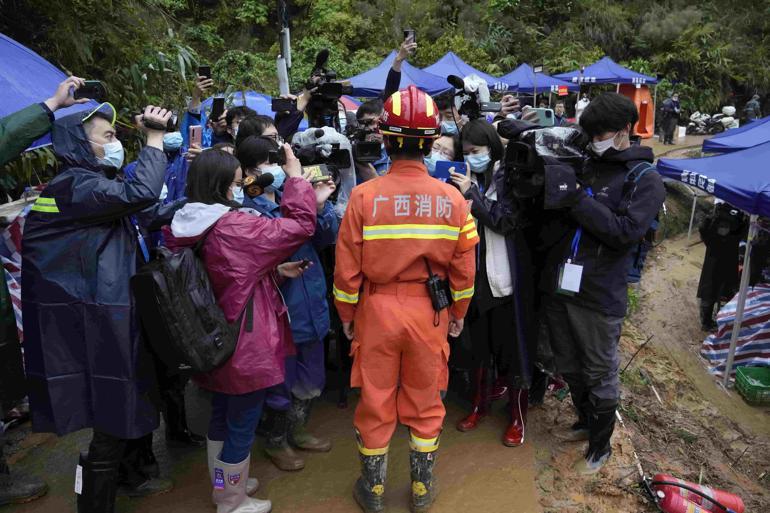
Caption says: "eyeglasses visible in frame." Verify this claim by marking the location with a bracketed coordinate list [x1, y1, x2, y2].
[263, 133, 284, 145]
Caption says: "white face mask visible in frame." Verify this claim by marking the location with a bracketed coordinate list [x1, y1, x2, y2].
[589, 131, 626, 156]
[231, 184, 244, 204]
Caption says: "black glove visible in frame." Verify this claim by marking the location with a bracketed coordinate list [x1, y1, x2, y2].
[543, 162, 581, 210]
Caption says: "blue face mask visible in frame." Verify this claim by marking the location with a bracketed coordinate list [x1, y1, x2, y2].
[231, 185, 244, 204]
[465, 152, 491, 173]
[163, 132, 184, 152]
[91, 140, 125, 170]
[424, 151, 441, 176]
[262, 165, 286, 192]
[441, 121, 458, 135]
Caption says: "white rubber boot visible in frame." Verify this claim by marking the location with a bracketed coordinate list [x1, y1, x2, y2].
[212, 454, 271, 513]
[207, 439, 258, 500]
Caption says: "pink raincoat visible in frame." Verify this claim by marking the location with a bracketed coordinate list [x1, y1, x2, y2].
[164, 177, 316, 394]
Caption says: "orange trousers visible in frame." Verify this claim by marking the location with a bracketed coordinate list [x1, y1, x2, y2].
[350, 282, 450, 450]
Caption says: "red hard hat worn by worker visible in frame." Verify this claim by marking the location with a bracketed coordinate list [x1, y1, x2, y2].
[334, 85, 478, 513]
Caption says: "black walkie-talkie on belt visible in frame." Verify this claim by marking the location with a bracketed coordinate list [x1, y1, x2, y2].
[424, 258, 452, 313]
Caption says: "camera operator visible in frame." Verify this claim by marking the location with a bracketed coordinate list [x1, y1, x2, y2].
[235, 114, 283, 148]
[541, 93, 665, 474]
[21, 103, 178, 510]
[449, 119, 537, 448]
[350, 99, 388, 182]
[0, 75, 90, 507]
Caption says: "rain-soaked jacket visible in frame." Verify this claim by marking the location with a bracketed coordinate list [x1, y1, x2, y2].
[21, 112, 169, 439]
[163, 177, 317, 395]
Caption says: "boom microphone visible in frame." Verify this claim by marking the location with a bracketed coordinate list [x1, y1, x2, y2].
[447, 74, 466, 90]
[314, 49, 330, 72]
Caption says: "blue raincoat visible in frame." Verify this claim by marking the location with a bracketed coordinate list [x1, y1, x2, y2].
[21, 112, 169, 439]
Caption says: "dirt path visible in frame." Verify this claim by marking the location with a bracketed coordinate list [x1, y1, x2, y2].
[6, 396, 541, 513]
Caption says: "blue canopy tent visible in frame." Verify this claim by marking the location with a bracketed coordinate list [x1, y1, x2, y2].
[657, 143, 770, 384]
[498, 63, 577, 94]
[702, 115, 770, 154]
[423, 52, 511, 90]
[553, 56, 658, 85]
[345, 51, 452, 98]
[0, 33, 96, 150]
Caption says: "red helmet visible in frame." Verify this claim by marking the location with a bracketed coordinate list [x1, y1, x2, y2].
[380, 85, 440, 139]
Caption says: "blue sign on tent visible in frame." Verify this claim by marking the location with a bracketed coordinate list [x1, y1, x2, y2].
[498, 63, 577, 94]
[554, 56, 658, 85]
[702, 116, 770, 154]
[423, 52, 512, 90]
[657, 141, 770, 217]
[345, 51, 452, 98]
[0, 33, 97, 150]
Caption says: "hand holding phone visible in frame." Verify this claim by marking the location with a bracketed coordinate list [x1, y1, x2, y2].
[74, 80, 107, 102]
[197, 65, 212, 80]
[189, 125, 202, 147]
[433, 161, 465, 183]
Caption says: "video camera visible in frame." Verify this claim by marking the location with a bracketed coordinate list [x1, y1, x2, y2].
[306, 49, 354, 127]
[447, 75, 502, 121]
[347, 126, 382, 164]
[498, 119, 588, 200]
[293, 128, 352, 185]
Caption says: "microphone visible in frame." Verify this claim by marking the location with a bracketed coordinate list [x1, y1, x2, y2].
[447, 75, 466, 90]
[313, 128, 326, 139]
[243, 173, 275, 198]
[314, 49, 329, 71]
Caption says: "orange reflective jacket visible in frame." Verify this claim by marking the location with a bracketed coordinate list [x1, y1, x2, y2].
[333, 160, 479, 323]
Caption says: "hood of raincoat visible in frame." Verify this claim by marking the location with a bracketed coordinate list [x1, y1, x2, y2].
[51, 111, 103, 171]
[169, 202, 233, 242]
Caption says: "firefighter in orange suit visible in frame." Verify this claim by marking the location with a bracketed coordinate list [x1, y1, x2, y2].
[333, 85, 479, 513]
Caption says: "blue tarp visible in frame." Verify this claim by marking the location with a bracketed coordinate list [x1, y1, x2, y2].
[423, 52, 511, 89]
[702, 116, 770, 154]
[498, 63, 578, 94]
[0, 33, 96, 150]
[554, 56, 658, 85]
[657, 141, 770, 217]
[345, 51, 452, 98]
[200, 90, 309, 131]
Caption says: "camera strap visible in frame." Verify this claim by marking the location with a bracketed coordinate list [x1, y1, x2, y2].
[568, 187, 593, 262]
[131, 215, 151, 264]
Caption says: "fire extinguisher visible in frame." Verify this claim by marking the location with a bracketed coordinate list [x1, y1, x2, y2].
[650, 474, 745, 513]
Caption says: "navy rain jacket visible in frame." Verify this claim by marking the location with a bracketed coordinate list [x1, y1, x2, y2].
[22, 112, 168, 439]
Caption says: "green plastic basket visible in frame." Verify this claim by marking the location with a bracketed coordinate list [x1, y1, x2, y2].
[735, 367, 770, 406]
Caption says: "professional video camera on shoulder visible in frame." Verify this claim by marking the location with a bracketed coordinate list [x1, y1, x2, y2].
[447, 74, 502, 121]
[347, 125, 382, 164]
[305, 49, 354, 130]
[498, 119, 589, 204]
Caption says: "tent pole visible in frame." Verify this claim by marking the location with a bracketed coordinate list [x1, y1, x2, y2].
[722, 214, 759, 387]
[687, 192, 697, 241]
[653, 84, 658, 140]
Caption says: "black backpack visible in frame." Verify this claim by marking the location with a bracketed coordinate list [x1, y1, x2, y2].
[131, 226, 250, 375]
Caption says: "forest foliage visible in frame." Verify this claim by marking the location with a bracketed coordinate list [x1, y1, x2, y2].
[1, 0, 768, 120]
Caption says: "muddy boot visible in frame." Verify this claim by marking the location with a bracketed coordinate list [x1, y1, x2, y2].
[352, 435, 387, 513]
[264, 409, 305, 471]
[502, 389, 528, 447]
[558, 386, 590, 442]
[573, 402, 616, 475]
[456, 367, 488, 432]
[700, 300, 717, 331]
[409, 433, 439, 513]
[212, 454, 271, 513]
[0, 443, 47, 506]
[163, 388, 206, 449]
[117, 436, 172, 498]
[288, 398, 332, 452]
[76, 452, 119, 513]
[207, 439, 258, 502]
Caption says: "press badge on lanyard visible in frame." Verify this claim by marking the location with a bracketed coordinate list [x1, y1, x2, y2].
[557, 187, 592, 296]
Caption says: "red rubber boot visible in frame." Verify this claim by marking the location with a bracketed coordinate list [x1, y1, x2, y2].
[502, 389, 528, 447]
[456, 368, 488, 432]
[488, 375, 509, 401]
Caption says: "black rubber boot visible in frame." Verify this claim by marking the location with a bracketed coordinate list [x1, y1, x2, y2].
[288, 398, 332, 452]
[700, 300, 717, 331]
[409, 449, 438, 513]
[76, 452, 119, 513]
[116, 436, 172, 498]
[0, 442, 48, 507]
[264, 408, 305, 471]
[574, 401, 616, 475]
[528, 368, 548, 407]
[352, 449, 387, 513]
[162, 387, 206, 448]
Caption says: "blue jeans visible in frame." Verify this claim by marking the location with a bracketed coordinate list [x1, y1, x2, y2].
[208, 389, 266, 464]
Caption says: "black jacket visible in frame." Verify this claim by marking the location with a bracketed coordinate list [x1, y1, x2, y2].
[541, 145, 666, 317]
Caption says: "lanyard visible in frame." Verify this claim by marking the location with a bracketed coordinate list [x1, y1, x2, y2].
[568, 187, 593, 262]
[132, 215, 150, 264]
